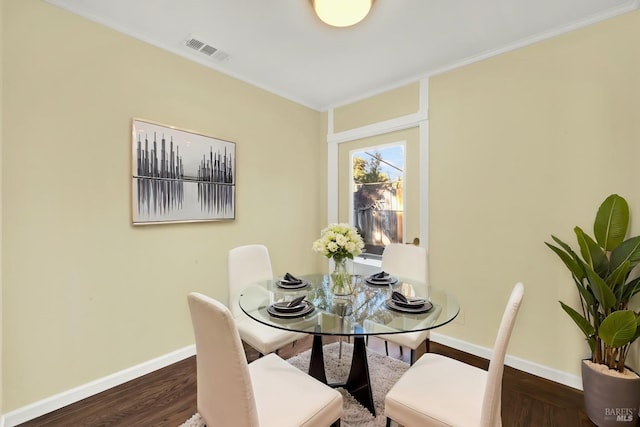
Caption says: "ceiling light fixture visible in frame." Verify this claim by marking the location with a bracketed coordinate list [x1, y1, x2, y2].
[312, 0, 373, 28]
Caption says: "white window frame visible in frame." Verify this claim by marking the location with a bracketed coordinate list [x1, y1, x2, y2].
[326, 78, 430, 269]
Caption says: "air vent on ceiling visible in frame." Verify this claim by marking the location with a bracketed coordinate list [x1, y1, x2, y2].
[184, 36, 230, 61]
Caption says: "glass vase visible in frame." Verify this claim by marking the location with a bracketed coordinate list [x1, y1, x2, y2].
[330, 257, 353, 296]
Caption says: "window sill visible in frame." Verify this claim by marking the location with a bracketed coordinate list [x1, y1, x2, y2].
[353, 255, 382, 267]
[350, 256, 381, 276]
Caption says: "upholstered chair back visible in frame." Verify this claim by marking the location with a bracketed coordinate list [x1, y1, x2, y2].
[480, 282, 525, 426]
[381, 243, 427, 284]
[227, 244, 273, 316]
[188, 292, 259, 427]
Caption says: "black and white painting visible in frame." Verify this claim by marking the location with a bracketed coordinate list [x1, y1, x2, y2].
[132, 119, 235, 224]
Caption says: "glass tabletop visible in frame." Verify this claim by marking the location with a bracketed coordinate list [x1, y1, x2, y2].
[238, 273, 459, 336]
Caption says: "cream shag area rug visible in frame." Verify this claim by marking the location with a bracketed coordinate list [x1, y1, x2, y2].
[180, 341, 408, 427]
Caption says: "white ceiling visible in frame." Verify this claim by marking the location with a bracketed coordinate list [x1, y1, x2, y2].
[45, 0, 638, 111]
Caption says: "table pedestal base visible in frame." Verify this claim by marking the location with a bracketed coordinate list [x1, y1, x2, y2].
[308, 334, 375, 416]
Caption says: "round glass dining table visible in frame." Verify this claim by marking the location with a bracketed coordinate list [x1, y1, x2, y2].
[239, 273, 459, 416]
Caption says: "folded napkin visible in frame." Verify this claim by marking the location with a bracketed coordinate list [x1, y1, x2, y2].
[372, 271, 391, 280]
[391, 291, 408, 303]
[271, 302, 305, 313]
[392, 291, 427, 307]
[270, 298, 310, 314]
[287, 295, 306, 308]
[281, 272, 303, 284]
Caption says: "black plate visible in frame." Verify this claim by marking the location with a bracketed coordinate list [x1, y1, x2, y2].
[365, 277, 399, 286]
[393, 298, 429, 309]
[276, 279, 311, 289]
[385, 298, 433, 314]
[267, 301, 315, 318]
[369, 272, 392, 279]
[271, 301, 306, 313]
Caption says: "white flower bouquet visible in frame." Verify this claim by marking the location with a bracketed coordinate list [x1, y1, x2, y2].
[312, 223, 365, 262]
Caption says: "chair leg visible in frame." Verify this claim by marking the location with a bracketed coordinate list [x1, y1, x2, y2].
[425, 337, 430, 353]
[384, 340, 389, 356]
[399, 345, 403, 356]
[410, 349, 416, 365]
[386, 416, 392, 427]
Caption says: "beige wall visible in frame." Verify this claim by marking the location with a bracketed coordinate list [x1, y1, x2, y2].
[429, 10, 640, 376]
[319, 112, 329, 229]
[333, 82, 420, 132]
[2, 0, 324, 411]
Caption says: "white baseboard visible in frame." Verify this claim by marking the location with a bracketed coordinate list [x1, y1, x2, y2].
[2, 344, 196, 427]
[430, 332, 583, 390]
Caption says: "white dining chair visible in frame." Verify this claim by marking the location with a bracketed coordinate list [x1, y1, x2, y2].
[188, 292, 343, 427]
[384, 282, 525, 427]
[228, 244, 305, 356]
[378, 243, 429, 364]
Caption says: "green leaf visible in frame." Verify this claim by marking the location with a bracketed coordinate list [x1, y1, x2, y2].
[599, 310, 637, 348]
[546, 235, 587, 280]
[552, 235, 577, 255]
[585, 264, 616, 309]
[560, 301, 595, 338]
[546, 237, 596, 306]
[610, 236, 640, 272]
[544, 242, 585, 279]
[575, 278, 596, 308]
[606, 260, 630, 296]
[621, 276, 640, 301]
[575, 227, 608, 275]
[594, 194, 629, 251]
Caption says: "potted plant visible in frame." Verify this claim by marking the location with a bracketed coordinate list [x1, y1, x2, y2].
[546, 194, 640, 426]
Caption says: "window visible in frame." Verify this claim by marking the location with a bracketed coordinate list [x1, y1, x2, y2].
[351, 143, 405, 257]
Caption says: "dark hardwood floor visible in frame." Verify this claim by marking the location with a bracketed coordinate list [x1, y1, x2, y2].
[17, 336, 615, 427]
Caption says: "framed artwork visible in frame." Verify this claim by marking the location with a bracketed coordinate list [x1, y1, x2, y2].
[131, 118, 236, 225]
